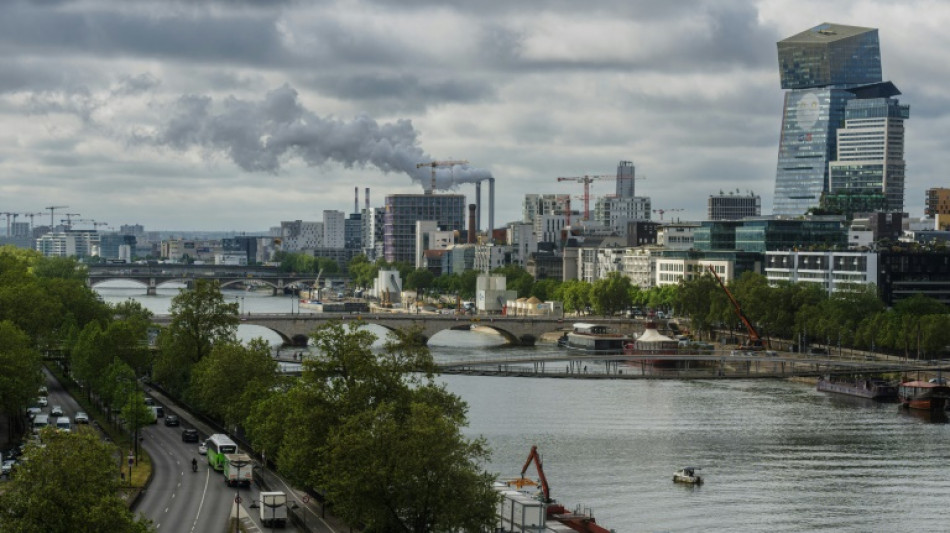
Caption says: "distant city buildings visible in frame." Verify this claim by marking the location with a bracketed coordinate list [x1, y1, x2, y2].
[384, 194, 465, 263]
[707, 192, 761, 221]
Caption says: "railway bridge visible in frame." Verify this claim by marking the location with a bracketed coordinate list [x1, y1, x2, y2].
[87, 264, 333, 295]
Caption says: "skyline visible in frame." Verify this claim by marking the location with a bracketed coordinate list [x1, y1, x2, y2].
[2, 1, 949, 231]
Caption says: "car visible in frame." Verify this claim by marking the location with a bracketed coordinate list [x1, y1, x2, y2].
[143, 397, 155, 406]
[50, 405, 63, 417]
[2, 459, 15, 476]
[26, 407, 41, 418]
[181, 429, 199, 443]
[164, 414, 180, 427]
[198, 441, 208, 454]
[74, 412, 89, 424]
[36, 396, 48, 407]
[38, 386, 47, 395]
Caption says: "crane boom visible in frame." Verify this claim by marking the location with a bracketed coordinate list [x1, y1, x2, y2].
[556, 175, 614, 221]
[706, 265, 763, 349]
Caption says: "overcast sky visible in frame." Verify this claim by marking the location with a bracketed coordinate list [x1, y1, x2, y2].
[1, 0, 947, 232]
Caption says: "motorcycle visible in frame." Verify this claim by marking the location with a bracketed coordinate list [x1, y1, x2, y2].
[191, 459, 198, 472]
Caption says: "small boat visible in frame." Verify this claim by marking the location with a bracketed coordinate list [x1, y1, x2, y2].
[673, 467, 702, 484]
[898, 380, 950, 410]
[817, 376, 898, 401]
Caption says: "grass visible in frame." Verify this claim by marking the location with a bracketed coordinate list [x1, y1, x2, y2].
[44, 364, 153, 496]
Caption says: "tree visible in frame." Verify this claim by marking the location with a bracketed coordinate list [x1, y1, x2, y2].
[320, 401, 497, 532]
[531, 278, 561, 302]
[244, 323, 497, 531]
[0, 430, 152, 533]
[590, 273, 632, 316]
[153, 280, 238, 395]
[405, 269, 436, 292]
[0, 321, 42, 437]
[188, 339, 279, 429]
[347, 254, 378, 288]
[492, 265, 534, 298]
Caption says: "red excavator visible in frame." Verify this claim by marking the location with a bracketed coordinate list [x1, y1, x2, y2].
[513, 445, 613, 533]
[707, 265, 764, 351]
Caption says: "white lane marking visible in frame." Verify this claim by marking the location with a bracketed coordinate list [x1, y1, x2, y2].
[271, 475, 339, 532]
[164, 507, 169, 513]
[189, 463, 212, 533]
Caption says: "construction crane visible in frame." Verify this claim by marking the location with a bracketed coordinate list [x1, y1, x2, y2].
[556, 175, 614, 221]
[415, 160, 468, 193]
[652, 208, 683, 221]
[23, 212, 44, 232]
[45, 206, 68, 228]
[60, 213, 81, 230]
[707, 265, 763, 351]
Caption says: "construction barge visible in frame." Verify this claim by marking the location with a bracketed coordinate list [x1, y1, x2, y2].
[495, 446, 614, 533]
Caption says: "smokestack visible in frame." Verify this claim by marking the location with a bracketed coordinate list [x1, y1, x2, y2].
[365, 187, 370, 211]
[354, 187, 359, 214]
[467, 204, 477, 244]
[475, 181, 482, 233]
[488, 177, 495, 243]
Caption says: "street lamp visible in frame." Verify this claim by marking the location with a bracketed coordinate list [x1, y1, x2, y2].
[234, 295, 244, 315]
[230, 458, 250, 533]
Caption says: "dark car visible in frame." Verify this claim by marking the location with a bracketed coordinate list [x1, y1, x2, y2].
[181, 429, 199, 443]
[163, 414, 180, 427]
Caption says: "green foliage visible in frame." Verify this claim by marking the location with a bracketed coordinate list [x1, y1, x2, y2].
[154, 280, 238, 395]
[245, 322, 495, 531]
[530, 278, 561, 302]
[347, 254, 378, 288]
[0, 430, 152, 533]
[590, 272, 632, 316]
[0, 321, 43, 433]
[492, 265, 534, 298]
[405, 268, 436, 292]
[555, 279, 591, 314]
[188, 338, 279, 429]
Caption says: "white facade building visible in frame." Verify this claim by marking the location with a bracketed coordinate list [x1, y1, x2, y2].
[280, 220, 324, 252]
[655, 257, 733, 287]
[658, 223, 698, 251]
[622, 246, 662, 289]
[523, 194, 570, 224]
[764, 251, 878, 294]
[593, 196, 652, 234]
[474, 244, 513, 272]
[506, 223, 537, 266]
[535, 214, 568, 244]
[322, 210, 346, 249]
[476, 274, 516, 313]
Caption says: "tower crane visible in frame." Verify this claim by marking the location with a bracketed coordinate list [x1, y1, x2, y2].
[556, 175, 614, 221]
[24, 212, 45, 231]
[60, 213, 81, 230]
[45, 205, 69, 228]
[415, 160, 469, 193]
[652, 208, 683, 221]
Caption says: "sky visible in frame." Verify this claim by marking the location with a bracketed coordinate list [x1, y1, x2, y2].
[1, 0, 948, 232]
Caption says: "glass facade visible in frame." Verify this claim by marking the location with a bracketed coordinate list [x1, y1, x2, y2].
[383, 194, 465, 263]
[773, 88, 854, 216]
[778, 24, 881, 90]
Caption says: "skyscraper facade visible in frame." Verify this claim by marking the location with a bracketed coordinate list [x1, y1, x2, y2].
[383, 194, 465, 263]
[773, 23, 908, 217]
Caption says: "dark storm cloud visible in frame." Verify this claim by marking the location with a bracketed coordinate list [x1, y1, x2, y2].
[0, 2, 288, 66]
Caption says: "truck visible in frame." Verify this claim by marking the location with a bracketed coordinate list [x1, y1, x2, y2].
[260, 491, 288, 528]
[222, 453, 253, 487]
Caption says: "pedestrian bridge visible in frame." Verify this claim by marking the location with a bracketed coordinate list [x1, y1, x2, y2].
[150, 313, 642, 347]
[87, 264, 332, 295]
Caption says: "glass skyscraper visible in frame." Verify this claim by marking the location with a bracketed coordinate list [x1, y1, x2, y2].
[772, 23, 904, 217]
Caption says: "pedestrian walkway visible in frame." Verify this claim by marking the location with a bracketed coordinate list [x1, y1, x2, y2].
[144, 385, 350, 533]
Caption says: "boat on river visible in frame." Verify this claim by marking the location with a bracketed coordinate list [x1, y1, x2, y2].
[817, 376, 898, 401]
[898, 380, 950, 410]
[673, 467, 703, 485]
[564, 323, 632, 355]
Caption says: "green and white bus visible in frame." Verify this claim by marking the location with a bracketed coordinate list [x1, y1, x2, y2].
[206, 434, 238, 471]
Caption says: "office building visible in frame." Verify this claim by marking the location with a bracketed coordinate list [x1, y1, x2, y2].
[926, 188, 950, 217]
[773, 23, 903, 217]
[522, 194, 571, 225]
[322, 210, 345, 249]
[384, 194, 465, 263]
[708, 192, 761, 221]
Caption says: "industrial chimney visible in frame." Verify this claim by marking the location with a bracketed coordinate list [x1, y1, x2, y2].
[488, 177, 495, 242]
[354, 187, 359, 214]
[475, 181, 482, 233]
[365, 187, 370, 211]
[467, 204, 477, 244]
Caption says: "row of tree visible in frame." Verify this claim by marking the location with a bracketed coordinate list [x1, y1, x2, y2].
[674, 271, 950, 359]
[0, 246, 152, 532]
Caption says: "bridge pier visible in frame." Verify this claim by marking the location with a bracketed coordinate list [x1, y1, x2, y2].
[147, 286, 157, 296]
[518, 334, 537, 346]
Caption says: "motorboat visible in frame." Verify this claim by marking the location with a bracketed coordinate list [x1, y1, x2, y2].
[564, 323, 632, 355]
[673, 467, 702, 484]
[898, 380, 950, 410]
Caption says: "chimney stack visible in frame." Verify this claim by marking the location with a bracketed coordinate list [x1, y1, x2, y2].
[365, 187, 370, 211]
[467, 204, 477, 244]
[354, 187, 359, 214]
[475, 181, 482, 233]
[488, 177, 495, 243]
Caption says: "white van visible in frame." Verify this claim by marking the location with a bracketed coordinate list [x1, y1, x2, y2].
[55, 416, 71, 433]
[32, 414, 50, 433]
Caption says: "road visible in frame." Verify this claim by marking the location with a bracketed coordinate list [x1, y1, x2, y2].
[135, 405, 299, 532]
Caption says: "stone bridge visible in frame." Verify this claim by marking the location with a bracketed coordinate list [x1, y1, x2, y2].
[150, 313, 645, 347]
[87, 264, 337, 295]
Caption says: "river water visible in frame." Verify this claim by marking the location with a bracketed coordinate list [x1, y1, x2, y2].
[97, 283, 950, 531]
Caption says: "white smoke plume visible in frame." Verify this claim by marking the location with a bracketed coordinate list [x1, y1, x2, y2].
[153, 84, 492, 190]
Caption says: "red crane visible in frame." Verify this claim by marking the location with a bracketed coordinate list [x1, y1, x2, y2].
[706, 265, 763, 350]
[556, 175, 614, 221]
[516, 445, 612, 533]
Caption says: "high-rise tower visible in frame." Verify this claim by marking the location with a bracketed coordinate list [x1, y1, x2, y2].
[772, 23, 908, 217]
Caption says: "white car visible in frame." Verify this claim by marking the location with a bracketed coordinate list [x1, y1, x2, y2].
[198, 441, 208, 455]
[2, 459, 15, 476]
[26, 407, 42, 418]
[37, 396, 48, 407]
[74, 412, 89, 424]
[50, 405, 64, 417]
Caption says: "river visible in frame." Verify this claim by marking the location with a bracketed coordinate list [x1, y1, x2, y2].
[97, 283, 950, 531]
